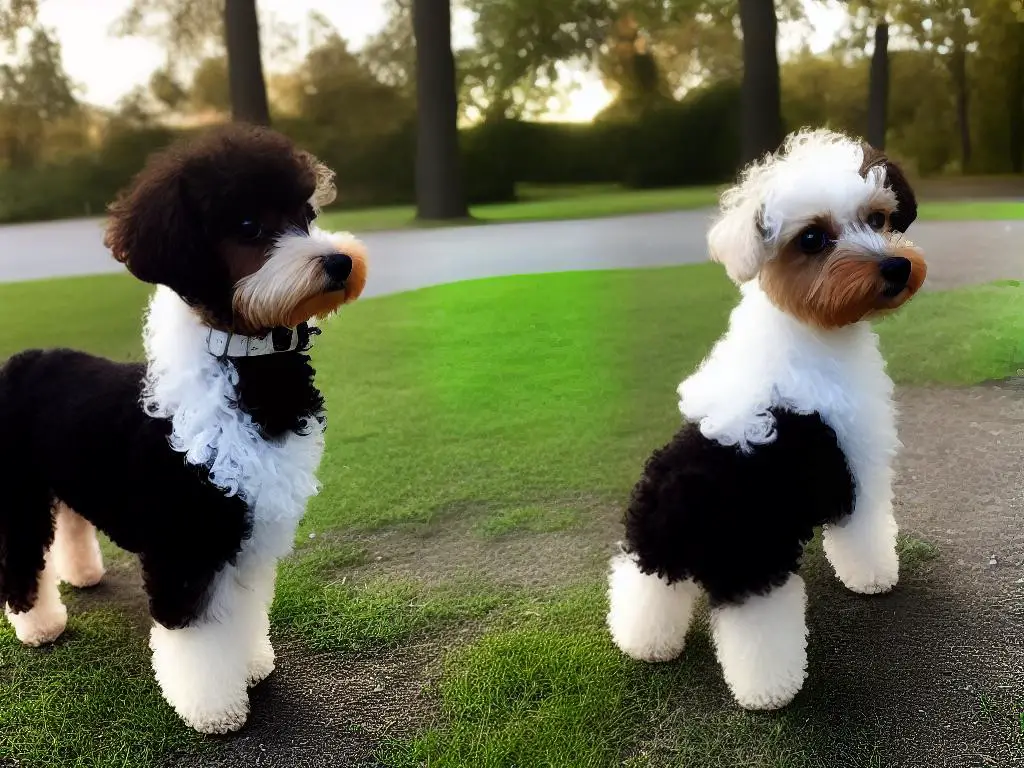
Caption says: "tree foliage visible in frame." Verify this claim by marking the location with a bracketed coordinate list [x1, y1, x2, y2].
[113, 0, 222, 63]
[0, 21, 78, 168]
[1, 0, 1024, 227]
[361, 0, 417, 99]
[0, 0, 36, 43]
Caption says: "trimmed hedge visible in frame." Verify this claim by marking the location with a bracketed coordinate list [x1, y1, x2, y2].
[0, 81, 742, 223]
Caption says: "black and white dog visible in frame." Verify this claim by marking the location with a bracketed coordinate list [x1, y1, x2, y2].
[0, 125, 368, 733]
[607, 129, 927, 710]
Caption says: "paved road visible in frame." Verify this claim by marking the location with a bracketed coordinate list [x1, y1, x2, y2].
[1, 212, 1020, 291]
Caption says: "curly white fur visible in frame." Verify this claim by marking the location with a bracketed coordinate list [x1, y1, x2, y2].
[142, 285, 324, 536]
[606, 552, 701, 662]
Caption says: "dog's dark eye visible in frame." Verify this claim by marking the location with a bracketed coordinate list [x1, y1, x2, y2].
[797, 226, 831, 255]
[866, 211, 886, 231]
[238, 218, 262, 241]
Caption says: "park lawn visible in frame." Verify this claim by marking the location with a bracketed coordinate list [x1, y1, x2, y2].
[917, 200, 1024, 221]
[0, 267, 1021, 767]
[318, 183, 1024, 232]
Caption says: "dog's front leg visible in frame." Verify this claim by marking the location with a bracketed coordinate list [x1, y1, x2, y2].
[821, 467, 899, 595]
[148, 567, 260, 734]
[710, 574, 808, 710]
[239, 558, 278, 687]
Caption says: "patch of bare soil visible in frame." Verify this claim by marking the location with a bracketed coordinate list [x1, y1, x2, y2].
[336, 497, 621, 590]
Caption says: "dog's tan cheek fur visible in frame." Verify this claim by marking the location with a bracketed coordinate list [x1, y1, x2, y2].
[806, 259, 884, 328]
[287, 292, 345, 326]
[760, 252, 824, 326]
[762, 254, 882, 329]
[342, 249, 368, 303]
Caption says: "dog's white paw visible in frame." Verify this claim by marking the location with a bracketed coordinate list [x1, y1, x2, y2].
[60, 562, 106, 589]
[730, 677, 804, 711]
[608, 614, 687, 662]
[6, 603, 68, 647]
[246, 647, 276, 687]
[177, 697, 250, 735]
[837, 560, 899, 595]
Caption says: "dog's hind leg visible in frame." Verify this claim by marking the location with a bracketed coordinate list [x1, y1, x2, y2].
[5, 551, 67, 647]
[1, 490, 68, 647]
[710, 573, 807, 711]
[606, 552, 701, 662]
[51, 502, 105, 588]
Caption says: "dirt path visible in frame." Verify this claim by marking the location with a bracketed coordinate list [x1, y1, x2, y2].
[786, 384, 1024, 767]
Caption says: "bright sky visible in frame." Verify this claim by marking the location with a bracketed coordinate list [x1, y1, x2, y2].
[38, 0, 847, 121]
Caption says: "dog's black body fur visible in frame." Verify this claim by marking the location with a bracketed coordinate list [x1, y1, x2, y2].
[0, 346, 322, 627]
[623, 408, 855, 606]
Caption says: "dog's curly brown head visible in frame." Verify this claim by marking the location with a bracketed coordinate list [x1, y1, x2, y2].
[104, 123, 367, 333]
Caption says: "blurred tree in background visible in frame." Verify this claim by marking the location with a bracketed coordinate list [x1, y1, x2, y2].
[738, 0, 783, 162]
[224, 0, 270, 124]
[0, 0, 1021, 224]
[413, 0, 468, 219]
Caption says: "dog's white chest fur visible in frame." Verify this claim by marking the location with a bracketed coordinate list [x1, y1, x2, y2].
[140, 287, 325, 560]
[679, 281, 899, 492]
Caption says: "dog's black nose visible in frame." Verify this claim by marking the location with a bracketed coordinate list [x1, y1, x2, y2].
[879, 256, 911, 288]
[324, 253, 353, 286]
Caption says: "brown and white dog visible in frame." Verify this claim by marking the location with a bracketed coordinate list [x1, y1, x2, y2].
[607, 128, 926, 710]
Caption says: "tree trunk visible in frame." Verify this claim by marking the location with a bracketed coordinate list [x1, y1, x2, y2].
[866, 22, 889, 149]
[1011, 22, 1024, 173]
[224, 0, 270, 125]
[949, 14, 971, 172]
[737, 0, 783, 164]
[412, 0, 468, 220]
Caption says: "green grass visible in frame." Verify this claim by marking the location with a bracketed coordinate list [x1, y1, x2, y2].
[0, 266, 1016, 767]
[917, 200, 1024, 221]
[0, 610, 201, 767]
[319, 184, 722, 232]
[895, 534, 940, 569]
[317, 182, 1024, 232]
[878, 279, 1024, 384]
[272, 568, 509, 655]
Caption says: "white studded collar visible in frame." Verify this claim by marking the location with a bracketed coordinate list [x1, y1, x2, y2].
[205, 323, 320, 358]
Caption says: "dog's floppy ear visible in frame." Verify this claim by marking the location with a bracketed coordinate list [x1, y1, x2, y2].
[707, 179, 770, 285]
[104, 170, 215, 302]
[860, 143, 917, 232]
